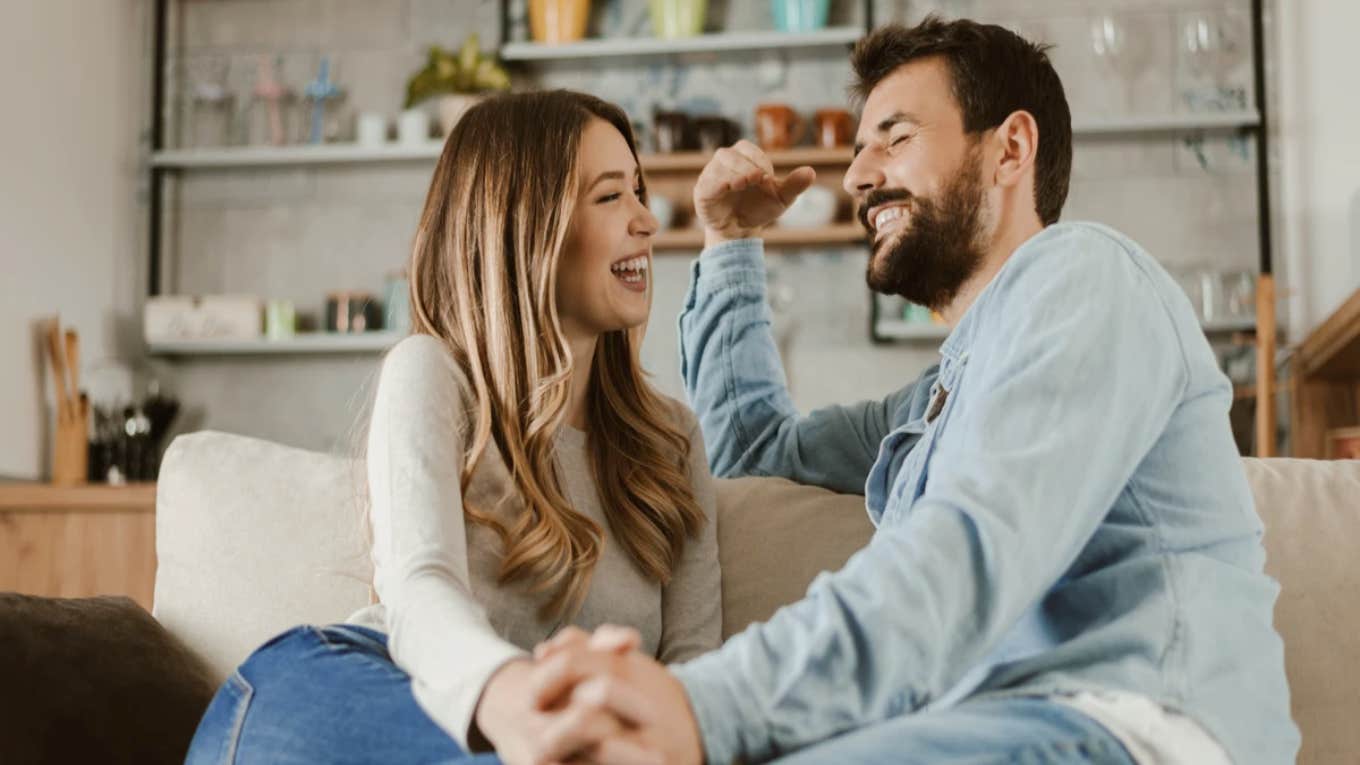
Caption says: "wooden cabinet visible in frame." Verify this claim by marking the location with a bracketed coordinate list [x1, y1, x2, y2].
[0, 483, 157, 610]
[1289, 288, 1360, 459]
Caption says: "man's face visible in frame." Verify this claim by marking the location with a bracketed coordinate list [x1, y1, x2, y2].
[845, 57, 991, 310]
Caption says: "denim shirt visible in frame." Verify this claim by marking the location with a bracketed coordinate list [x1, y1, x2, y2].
[670, 222, 1298, 765]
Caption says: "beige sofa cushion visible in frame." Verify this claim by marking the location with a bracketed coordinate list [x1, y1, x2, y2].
[153, 431, 373, 681]
[1244, 457, 1360, 765]
[713, 476, 873, 638]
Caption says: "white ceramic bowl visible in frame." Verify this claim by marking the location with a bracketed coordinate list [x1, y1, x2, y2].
[777, 185, 837, 229]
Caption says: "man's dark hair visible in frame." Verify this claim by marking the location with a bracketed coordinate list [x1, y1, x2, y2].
[851, 16, 1073, 226]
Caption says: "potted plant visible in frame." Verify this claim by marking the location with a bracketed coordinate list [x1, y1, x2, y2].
[404, 35, 511, 136]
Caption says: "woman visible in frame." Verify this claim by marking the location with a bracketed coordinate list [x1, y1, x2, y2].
[185, 90, 721, 765]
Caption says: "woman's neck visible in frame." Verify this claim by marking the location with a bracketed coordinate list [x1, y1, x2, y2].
[564, 332, 597, 431]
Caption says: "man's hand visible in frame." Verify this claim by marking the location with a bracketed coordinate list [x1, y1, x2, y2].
[694, 140, 816, 248]
[473, 635, 657, 765]
[531, 628, 704, 765]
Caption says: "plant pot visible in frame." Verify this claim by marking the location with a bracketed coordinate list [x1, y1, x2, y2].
[436, 93, 484, 137]
[529, 0, 591, 44]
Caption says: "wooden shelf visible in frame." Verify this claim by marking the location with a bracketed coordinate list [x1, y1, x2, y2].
[644, 146, 852, 172]
[500, 27, 863, 61]
[0, 482, 156, 513]
[147, 331, 406, 356]
[654, 223, 864, 250]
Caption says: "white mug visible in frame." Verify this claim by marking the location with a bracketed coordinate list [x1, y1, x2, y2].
[397, 109, 430, 146]
[356, 112, 388, 147]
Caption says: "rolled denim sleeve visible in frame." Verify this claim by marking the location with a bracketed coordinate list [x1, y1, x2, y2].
[678, 238, 936, 494]
[672, 240, 1191, 764]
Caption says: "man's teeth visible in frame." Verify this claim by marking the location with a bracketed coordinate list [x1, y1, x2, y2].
[874, 206, 907, 231]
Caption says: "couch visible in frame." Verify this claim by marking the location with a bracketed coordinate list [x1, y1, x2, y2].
[11, 431, 1358, 763]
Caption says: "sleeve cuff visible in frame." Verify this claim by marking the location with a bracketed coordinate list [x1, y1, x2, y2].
[693, 238, 767, 290]
[408, 639, 529, 752]
[672, 651, 765, 765]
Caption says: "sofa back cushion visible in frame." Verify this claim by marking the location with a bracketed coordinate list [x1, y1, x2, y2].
[1243, 457, 1360, 765]
[154, 431, 372, 682]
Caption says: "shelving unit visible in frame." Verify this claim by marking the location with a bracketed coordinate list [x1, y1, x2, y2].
[144, 0, 1280, 453]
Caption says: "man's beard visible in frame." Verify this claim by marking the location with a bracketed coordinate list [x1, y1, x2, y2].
[862, 148, 987, 312]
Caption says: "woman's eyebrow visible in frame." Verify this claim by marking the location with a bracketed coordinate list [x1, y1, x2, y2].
[587, 166, 641, 191]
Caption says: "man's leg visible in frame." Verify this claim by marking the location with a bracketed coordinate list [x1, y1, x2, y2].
[768, 696, 1134, 765]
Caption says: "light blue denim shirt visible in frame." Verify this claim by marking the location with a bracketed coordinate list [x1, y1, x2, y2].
[670, 222, 1298, 765]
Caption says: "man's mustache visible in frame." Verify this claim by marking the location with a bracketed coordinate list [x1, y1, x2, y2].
[858, 189, 915, 232]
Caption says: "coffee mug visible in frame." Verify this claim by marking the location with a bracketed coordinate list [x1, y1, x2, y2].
[694, 116, 739, 152]
[356, 112, 387, 147]
[653, 110, 694, 153]
[755, 104, 805, 150]
[814, 108, 853, 148]
[396, 109, 429, 145]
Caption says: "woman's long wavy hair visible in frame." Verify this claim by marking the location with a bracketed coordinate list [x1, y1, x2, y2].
[407, 90, 705, 622]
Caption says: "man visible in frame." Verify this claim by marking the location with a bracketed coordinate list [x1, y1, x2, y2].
[526, 17, 1297, 764]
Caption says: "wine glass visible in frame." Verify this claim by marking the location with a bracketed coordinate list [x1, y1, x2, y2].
[1090, 14, 1151, 114]
[1181, 11, 1245, 86]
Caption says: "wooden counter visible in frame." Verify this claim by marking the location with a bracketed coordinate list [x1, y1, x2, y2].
[0, 482, 157, 610]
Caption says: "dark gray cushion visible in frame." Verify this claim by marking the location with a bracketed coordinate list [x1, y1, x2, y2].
[0, 594, 217, 765]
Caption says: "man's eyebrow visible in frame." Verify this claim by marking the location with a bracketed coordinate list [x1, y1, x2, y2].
[853, 111, 920, 156]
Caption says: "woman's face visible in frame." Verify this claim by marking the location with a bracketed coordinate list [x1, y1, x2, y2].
[555, 118, 658, 341]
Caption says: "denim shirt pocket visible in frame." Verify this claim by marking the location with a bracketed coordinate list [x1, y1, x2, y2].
[886, 354, 969, 523]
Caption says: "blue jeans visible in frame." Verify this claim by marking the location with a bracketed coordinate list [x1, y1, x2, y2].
[185, 624, 500, 765]
[769, 697, 1136, 764]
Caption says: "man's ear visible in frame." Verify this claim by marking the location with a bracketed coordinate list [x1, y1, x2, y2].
[991, 110, 1039, 190]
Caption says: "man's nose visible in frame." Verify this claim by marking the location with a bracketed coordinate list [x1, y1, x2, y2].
[842, 150, 885, 197]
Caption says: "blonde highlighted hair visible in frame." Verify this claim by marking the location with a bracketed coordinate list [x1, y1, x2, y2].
[407, 90, 705, 621]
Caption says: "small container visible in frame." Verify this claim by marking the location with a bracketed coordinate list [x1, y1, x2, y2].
[265, 299, 297, 339]
[356, 112, 388, 147]
[383, 272, 411, 334]
[397, 108, 430, 145]
[326, 291, 382, 333]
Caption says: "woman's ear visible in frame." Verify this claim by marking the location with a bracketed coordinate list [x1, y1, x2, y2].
[992, 110, 1039, 190]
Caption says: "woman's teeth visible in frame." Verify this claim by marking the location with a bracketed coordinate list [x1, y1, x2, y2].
[611, 256, 649, 284]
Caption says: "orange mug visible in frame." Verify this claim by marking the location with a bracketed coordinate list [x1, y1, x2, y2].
[814, 108, 853, 148]
[755, 104, 806, 150]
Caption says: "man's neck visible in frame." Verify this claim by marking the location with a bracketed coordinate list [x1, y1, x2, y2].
[939, 217, 1045, 328]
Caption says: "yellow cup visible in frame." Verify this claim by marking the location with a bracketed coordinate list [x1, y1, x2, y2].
[529, 0, 591, 44]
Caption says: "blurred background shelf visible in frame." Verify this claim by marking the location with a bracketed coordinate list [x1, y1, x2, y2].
[499, 27, 864, 61]
[149, 111, 1261, 171]
[654, 223, 864, 250]
[147, 332, 405, 356]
